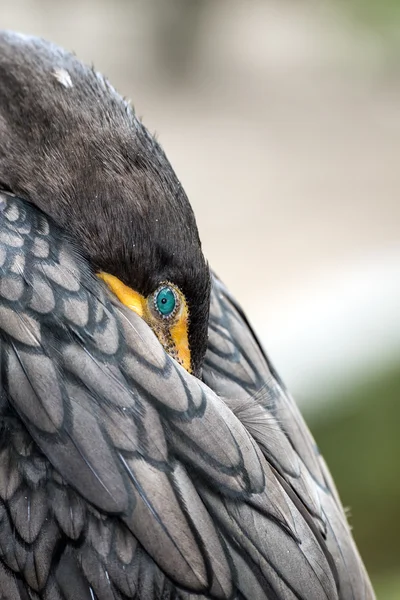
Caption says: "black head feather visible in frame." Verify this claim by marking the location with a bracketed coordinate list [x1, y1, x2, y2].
[0, 31, 210, 375]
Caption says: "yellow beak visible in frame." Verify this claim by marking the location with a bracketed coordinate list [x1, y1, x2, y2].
[98, 272, 192, 373]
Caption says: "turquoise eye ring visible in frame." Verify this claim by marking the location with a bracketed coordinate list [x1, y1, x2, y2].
[153, 284, 178, 319]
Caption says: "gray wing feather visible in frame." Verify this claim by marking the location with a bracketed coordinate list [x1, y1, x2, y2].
[0, 195, 374, 599]
[204, 276, 375, 600]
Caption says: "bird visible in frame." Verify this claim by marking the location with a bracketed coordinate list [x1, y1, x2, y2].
[0, 31, 375, 600]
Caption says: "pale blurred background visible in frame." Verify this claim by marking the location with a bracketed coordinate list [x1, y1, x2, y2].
[1, 0, 399, 596]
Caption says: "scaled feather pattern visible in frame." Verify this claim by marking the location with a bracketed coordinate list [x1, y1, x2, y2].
[0, 29, 374, 600]
[0, 196, 374, 599]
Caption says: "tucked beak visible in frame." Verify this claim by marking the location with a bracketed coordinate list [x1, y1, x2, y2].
[98, 272, 192, 373]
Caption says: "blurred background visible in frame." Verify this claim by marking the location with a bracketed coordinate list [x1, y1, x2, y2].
[1, 0, 399, 596]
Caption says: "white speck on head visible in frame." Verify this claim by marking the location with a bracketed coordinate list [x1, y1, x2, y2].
[53, 68, 73, 89]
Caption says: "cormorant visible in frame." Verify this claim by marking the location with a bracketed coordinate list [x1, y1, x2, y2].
[0, 31, 375, 600]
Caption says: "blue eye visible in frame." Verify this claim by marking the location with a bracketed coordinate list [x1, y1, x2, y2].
[155, 286, 177, 317]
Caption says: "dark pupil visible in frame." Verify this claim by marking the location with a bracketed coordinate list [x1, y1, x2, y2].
[156, 287, 176, 316]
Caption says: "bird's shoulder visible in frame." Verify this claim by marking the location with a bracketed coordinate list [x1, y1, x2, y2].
[0, 195, 373, 599]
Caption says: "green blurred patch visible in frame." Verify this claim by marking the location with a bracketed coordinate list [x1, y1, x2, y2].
[373, 570, 400, 600]
[305, 365, 400, 596]
[341, 0, 400, 33]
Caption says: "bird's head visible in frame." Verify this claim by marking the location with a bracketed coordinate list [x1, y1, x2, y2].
[0, 31, 211, 376]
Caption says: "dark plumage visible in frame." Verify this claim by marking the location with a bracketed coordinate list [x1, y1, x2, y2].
[0, 31, 375, 600]
[0, 31, 210, 375]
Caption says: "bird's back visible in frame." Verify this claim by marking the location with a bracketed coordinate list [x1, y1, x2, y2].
[0, 195, 374, 599]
